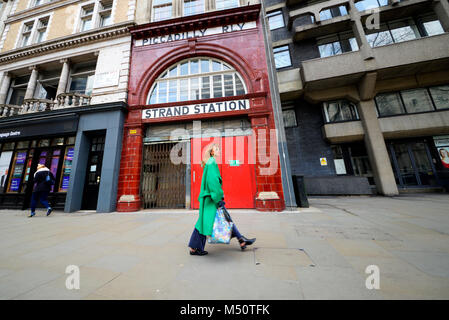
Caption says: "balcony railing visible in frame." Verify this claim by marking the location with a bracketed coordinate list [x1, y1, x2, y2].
[54, 92, 91, 109]
[0, 92, 92, 118]
[0, 104, 21, 117]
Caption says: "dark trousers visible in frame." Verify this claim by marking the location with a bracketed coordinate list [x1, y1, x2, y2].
[30, 191, 50, 212]
[188, 224, 243, 251]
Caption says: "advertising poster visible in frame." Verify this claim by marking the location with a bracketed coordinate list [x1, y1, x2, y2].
[434, 135, 449, 169]
[0, 151, 13, 192]
[9, 152, 27, 192]
[60, 147, 74, 191]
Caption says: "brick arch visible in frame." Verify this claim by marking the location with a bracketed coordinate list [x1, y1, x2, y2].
[134, 42, 258, 106]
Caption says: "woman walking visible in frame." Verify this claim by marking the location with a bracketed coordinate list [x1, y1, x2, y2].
[188, 143, 256, 256]
[29, 164, 54, 217]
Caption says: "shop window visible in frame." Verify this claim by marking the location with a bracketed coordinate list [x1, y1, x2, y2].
[184, 0, 204, 16]
[215, 0, 239, 11]
[401, 89, 434, 113]
[0, 149, 13, 193]
[282, 109, 297, 128]
[267, 10, 284, 31]
[147, 57, 247, 104]
[51, 137, 65, 146]
[152, 0, 173, 22]
[348, 144, 374, 184]
[2, 142, 15, 151]
[38, 139, 50, 147]
[323, 100, 359, 123]
[273, 45, 292, 69]
[375, 92, 405, 116]
[429, 85, 449, 110]
[66, 137, 76, 145]
[7, 151, 27, 193]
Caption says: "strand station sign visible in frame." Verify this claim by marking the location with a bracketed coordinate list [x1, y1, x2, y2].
[135, 21, 257, 47]
[142, 99, 250, 119]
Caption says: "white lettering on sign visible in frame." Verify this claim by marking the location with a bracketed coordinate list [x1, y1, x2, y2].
[142, 99, 250, 120]
[135, 22, 257, 47]
[0, 131, 21, 139]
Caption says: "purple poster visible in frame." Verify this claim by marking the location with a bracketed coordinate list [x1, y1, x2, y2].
[10, 178, 20, 191]
[61, 176, 70, 190]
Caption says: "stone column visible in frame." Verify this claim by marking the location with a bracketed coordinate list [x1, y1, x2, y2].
[348, 0, 374, 60]
[357, 99, 399, 196]
[0, 72, 11, 104]
[432, 0, 449, 32]
[56, 59, 70, 98]
[24, 66, 39, 100]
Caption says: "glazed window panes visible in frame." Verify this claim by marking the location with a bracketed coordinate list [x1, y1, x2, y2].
[429, 85, 449, 110]
[366, 29, 394, 47]
[355, 0, 388, 11]
[152, 0, 172, 22]
[423, 20, 444, 36]
[282, 109, 297, 128]
[36, 18, 48, 43]
[17, 141, 29, 149]
[319, 6, 348, 21]
[80, 5, 94, 31]
[389, 20, 419, 43]
[184, 0, 204, 16]
[317, 32, 358, 57]
[7, 151, 27, 193]
[99, 0, 113, 27]
[21, 22, 34, 47]
[323, 100, 359, 123]
[2, 142, 15, 151]
[216, 0, 239, 10]
[401, 89, 434, 113]
[267, 10, 284, 30]
[375, 93, 405, 116]
[273, 45, 292, 69]
[148, 58, 247, 104]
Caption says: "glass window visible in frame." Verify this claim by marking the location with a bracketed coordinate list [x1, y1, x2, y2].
[152, 0, 172, 22]
[423, 20, 444, 36]
[20, 22, 34, 47]
[375, 92, 405, 116]
[147, 57, 247, 104]
[0, 150, 13, 193]
[323, 100, 359, 123]
[355, 0, 387, 11]
[366, 28, 394, 47]
[267, 10, 284, 30]
[401, 89, 434, 113]
[282, 109, 297, 128]
[8, 75, 30, 106]
[69, 61, 96, 96]
[273, 45, 292, 69]
[184, 0, 204, 16]
[99, 0, 113, 27]
[429, 85, 449, 110]
[216, 0, 239, 10]
[17, 141, 29, 149]
[80, 5, 94, 31]
[35, 18, 48, 43]
[389, 20, 419, 43]
[319, 6, 348, 21]
[7, 151, 27, 193]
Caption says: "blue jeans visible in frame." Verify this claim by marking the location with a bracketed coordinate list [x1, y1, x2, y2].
[188, 224, 242, 251]
[30, 191, 50, 212]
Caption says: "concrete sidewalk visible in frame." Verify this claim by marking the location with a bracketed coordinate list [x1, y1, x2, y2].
[0, 194, 449, 299]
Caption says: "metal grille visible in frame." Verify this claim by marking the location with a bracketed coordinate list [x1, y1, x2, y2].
[142, 142, 186, 209]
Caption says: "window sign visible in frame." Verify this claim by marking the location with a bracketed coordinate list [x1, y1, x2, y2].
[59, 147, 75, 192]
[434, 135, 449, 169]
[8, 152, 27, 192]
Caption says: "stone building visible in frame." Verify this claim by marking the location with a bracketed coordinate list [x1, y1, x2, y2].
[265, 0, 449, 195]
[0, 0, 135, 212]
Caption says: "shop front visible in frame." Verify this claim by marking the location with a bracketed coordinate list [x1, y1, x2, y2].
[117, 4, 285, 212]
[0, 102, 126, 212]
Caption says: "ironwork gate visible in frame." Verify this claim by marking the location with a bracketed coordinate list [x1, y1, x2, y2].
[142, 142, 186, 209]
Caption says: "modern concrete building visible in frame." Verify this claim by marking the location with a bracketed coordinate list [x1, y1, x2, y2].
[264, 0, 449, 195]
[0, 0, 135, 212]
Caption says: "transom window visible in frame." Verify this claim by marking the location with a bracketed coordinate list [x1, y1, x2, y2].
[148, 58, 247, 104]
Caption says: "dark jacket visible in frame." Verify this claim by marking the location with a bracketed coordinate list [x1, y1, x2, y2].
[33, 168, 54, 193]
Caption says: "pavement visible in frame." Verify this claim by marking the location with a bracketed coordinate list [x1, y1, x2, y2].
[0, 193, 449, 300]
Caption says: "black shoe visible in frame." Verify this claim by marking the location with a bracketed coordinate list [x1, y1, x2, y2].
[190, 249, 208, 256]
[46, 207, 53, 216]
[238, 236, 256, 250]
[28, 212, 35, 218]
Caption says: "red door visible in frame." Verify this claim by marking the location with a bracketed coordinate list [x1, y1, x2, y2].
[191, 136, 255, 209]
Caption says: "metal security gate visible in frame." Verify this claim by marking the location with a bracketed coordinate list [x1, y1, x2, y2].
[142, 142, 186, 209]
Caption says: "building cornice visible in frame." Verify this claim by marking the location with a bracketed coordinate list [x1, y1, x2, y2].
[129, 4, 261, 39]
[0, 21, 135, 65]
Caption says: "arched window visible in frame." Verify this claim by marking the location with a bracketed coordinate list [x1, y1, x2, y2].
[147, 57, 247, 104]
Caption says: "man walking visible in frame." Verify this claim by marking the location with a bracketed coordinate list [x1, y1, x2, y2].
[29, 164, 55, 217]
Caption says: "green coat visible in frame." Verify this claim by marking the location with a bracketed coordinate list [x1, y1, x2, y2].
[195, 157, 224, 236]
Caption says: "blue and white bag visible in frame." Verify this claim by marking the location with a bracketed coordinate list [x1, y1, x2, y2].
[207, 206, 233, 244]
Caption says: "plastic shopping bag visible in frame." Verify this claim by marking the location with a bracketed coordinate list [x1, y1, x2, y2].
[207, 206, 233, 244]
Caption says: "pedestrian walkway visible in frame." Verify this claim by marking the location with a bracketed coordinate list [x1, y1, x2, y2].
[0, 194, 448, 299]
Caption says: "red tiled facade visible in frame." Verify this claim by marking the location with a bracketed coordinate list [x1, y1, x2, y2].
[117, 4, 285, 212]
